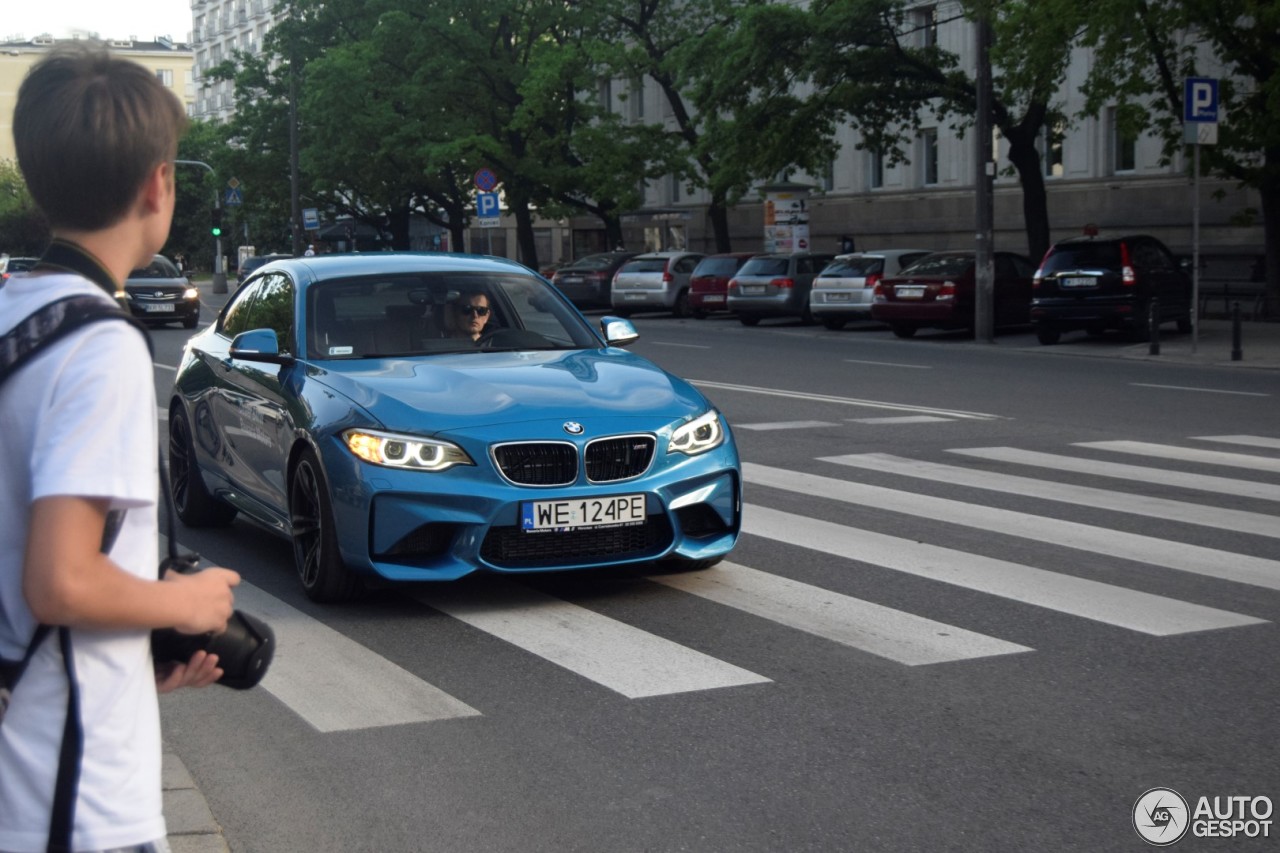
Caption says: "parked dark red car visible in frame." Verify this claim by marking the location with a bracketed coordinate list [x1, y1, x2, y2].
[689, 252, 759, 318]
[870, 251, 1036, 337]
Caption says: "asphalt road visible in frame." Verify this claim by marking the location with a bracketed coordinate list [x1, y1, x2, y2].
[151, 307, 1279, 853]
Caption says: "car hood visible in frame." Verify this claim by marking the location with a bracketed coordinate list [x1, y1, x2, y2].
[307, 348, 710, 433]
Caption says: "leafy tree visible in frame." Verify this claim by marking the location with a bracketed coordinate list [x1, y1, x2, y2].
[1077, 0, 1280, 314]
[0, 159, 47, 255]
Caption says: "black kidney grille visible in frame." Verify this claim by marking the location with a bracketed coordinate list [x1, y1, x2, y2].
[585, 435, 655, 482]
[480, 515, 673, 568]
[494, 442, 578, 485]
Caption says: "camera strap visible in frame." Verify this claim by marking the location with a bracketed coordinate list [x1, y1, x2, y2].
[0, 284, 152, 853]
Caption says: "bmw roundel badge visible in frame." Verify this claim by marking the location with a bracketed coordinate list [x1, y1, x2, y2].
[563, 421, 584, 435]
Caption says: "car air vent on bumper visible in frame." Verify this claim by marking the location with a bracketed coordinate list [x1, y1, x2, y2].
[585, 435, 655, 482]
[493, 442, 578, 486]
[480, 515, 673, 568]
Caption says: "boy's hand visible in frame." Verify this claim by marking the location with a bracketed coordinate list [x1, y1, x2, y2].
[163, 567, 240, 634]
[156, 649, 223, 693]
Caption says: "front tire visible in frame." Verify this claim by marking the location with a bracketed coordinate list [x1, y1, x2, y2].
[290, 448, 359, 602]
[168, 406, 237, 527]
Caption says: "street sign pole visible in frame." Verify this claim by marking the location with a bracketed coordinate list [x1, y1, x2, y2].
[176, 159, 226, 294]
[1183, 77, 1219, 354]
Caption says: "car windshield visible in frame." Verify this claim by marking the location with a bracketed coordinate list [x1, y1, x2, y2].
[899, 254, 972, 277]
[620, 259, 669, 274]
[128, 257, 181, 279]
[1041, 243, 1124, 272]
[820, 258, 884, 277]
[738, 258, 789, 276]
[693, 257, 746, 277]
[307, 271, 601, 359]
[564, 254, 622, 272]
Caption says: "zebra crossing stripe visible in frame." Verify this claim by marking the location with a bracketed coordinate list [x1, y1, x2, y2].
[231, 582, 482, 732]
[688, 380, 1002, 420]
[1076, 440, 1280, 474]
[746, 463, 1280, 593]
[948, 447, 1280, 503]
[416, 580, 770, 698]
[821, 453, 1280, 539]
[1192, 435, 1280, 450]
[740, 502, 1265, 635]
[652, 562, 1031, 665]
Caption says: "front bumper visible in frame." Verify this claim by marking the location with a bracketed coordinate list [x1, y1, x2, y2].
[127, 296, 200, 323]
[320, 430, 742, 581]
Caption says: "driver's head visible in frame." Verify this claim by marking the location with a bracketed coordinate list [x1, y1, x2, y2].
[449, 291, 490, 340]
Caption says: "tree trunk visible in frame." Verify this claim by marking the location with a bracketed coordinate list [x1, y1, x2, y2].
[1261, 179, 1279, 320]
[707, 200, 731, 253]
[514, 201, 538, 269]
[386, 206, 411, 250]
[1004, 129, 1051, 262]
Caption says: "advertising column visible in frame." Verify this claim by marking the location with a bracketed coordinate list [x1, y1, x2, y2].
[762, 186, 811, 253]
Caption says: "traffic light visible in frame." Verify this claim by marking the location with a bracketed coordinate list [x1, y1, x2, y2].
[211, 207, 223, 237]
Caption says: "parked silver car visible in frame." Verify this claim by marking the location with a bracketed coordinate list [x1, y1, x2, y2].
[725, 252, 835, 325]
[810, 249, 933, 330]
[610, 251, 706, 317]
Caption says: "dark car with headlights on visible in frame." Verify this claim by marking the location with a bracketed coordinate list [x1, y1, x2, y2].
[125, 254, 200, 328]
[167, 253, 742, 602]
[551, 251, 639, 308]
[1030, 234, 1193, 344]
[870, 251, 1035, 337]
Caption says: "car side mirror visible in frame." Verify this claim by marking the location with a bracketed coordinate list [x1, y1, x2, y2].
[230, 328, 294, 365]
[600, 316, 639, 347]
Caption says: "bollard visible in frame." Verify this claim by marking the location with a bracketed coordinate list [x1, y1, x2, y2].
[1148, 298, 1160, 355]
[1231, 301, 1243, 361]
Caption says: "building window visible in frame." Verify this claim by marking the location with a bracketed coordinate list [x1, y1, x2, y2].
[820, 159, 834, 192]
[1108, 107, 1136, 173]
[629, 76, 644, 121]
[921, 128, 939, 186]
[155, 68, 174, 87]
[669, 173, 680, 204]
[1039, 123, 1064, 178]
[913, 5, 938, 48]
[868, 149, 884, 189]
[598, 78, 613, 112]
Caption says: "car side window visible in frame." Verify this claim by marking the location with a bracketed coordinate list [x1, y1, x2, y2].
[798, 258, 814, 275]
[244, 273, 296, 355]
[675, 256, 699, 273]
[220, 279, 262, 339]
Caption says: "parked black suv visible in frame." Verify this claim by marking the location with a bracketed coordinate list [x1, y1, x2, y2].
[1031, 234, 1192, 345]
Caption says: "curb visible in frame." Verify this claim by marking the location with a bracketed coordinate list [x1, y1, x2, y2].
[163, 744, 230, 852]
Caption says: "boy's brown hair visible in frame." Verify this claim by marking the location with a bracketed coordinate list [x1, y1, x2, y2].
[13, 42, 188, 231]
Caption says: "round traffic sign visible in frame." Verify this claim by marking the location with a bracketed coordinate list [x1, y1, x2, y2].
[474, 168, 498, 192]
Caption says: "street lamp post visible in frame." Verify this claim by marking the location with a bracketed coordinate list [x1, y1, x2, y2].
[176, 159, 227, 294]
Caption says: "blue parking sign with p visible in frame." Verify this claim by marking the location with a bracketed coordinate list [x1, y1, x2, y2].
[477, 192, 500, 218]
[1184, 78, 1218, 123]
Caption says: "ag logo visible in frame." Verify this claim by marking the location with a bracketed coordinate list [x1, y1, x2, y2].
[1134, 787, 1190, 846]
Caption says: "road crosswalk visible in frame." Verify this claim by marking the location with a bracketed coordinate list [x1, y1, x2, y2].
[208, 434, 1279, 733]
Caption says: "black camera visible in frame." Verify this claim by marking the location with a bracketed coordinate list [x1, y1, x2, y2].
[151, 554, 275, 690]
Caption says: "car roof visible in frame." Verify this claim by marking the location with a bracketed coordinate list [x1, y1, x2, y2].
[699, 252, 759, 259]
[1053, 234, 1156, 247]
[629, 250, 700, 258]
[256, 251, 538, 282]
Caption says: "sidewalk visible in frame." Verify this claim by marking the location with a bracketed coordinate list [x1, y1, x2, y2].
[1022, 317, 1280, 369]
[163, 742, 230, 852]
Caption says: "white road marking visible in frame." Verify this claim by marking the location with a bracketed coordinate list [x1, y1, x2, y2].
[1192, 435, 1280, 450]
[653, 562, 1030, 665]
[842, 359, 932, 369]
[742, 504, 1264, 636]
[688, 379, 1003, 420]
[1130, 383, 1269, 397]
[153, 362, 177, 372]
[1077, 440, 1280, 474]
[822, 453, 1280, 540]
[416, 580, 770, 698]
[232, 582, 481, 732]
[747, 462, 1280, 591]
[846, 416, 951, 424]
[736, 421, 840, 431]
[949, 447, 1280, 503]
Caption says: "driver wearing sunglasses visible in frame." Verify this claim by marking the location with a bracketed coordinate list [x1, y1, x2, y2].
[445, 290, 492, 341]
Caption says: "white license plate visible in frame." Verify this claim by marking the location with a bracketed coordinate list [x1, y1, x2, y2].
[521, 494, 646, 532]
[1060, 277, 1096, 288]
[825, 292, 851, 302]
[702, 294, 725, 304]
[624, 292, 647, 300]
[143, 303, 175, 312]
[560, 277, 582, 285]
[895, 286, 925, 300]
[743, 285, 768, 295]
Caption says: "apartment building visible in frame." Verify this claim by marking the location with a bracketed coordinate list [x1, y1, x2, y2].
[189, 0, 285, 122]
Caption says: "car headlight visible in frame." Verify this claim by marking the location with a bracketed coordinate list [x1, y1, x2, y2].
[342, 428, 474, 471]
[668, 410, 725, 456]
[183, 287, 199, 300]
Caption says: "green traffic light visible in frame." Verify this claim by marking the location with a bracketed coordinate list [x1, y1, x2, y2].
[211, 227, 222, 236]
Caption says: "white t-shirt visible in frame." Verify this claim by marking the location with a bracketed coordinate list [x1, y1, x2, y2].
[0, 271, 165, 852]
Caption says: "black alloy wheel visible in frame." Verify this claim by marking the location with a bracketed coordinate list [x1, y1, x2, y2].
[168, 406, 237, 527]
[289, 449, 359, 602]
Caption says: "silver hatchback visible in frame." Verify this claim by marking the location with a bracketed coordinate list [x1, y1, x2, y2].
[725, 252, 835, 325]
[810, 249, 933, 330]
[610, 251, 705, 317]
